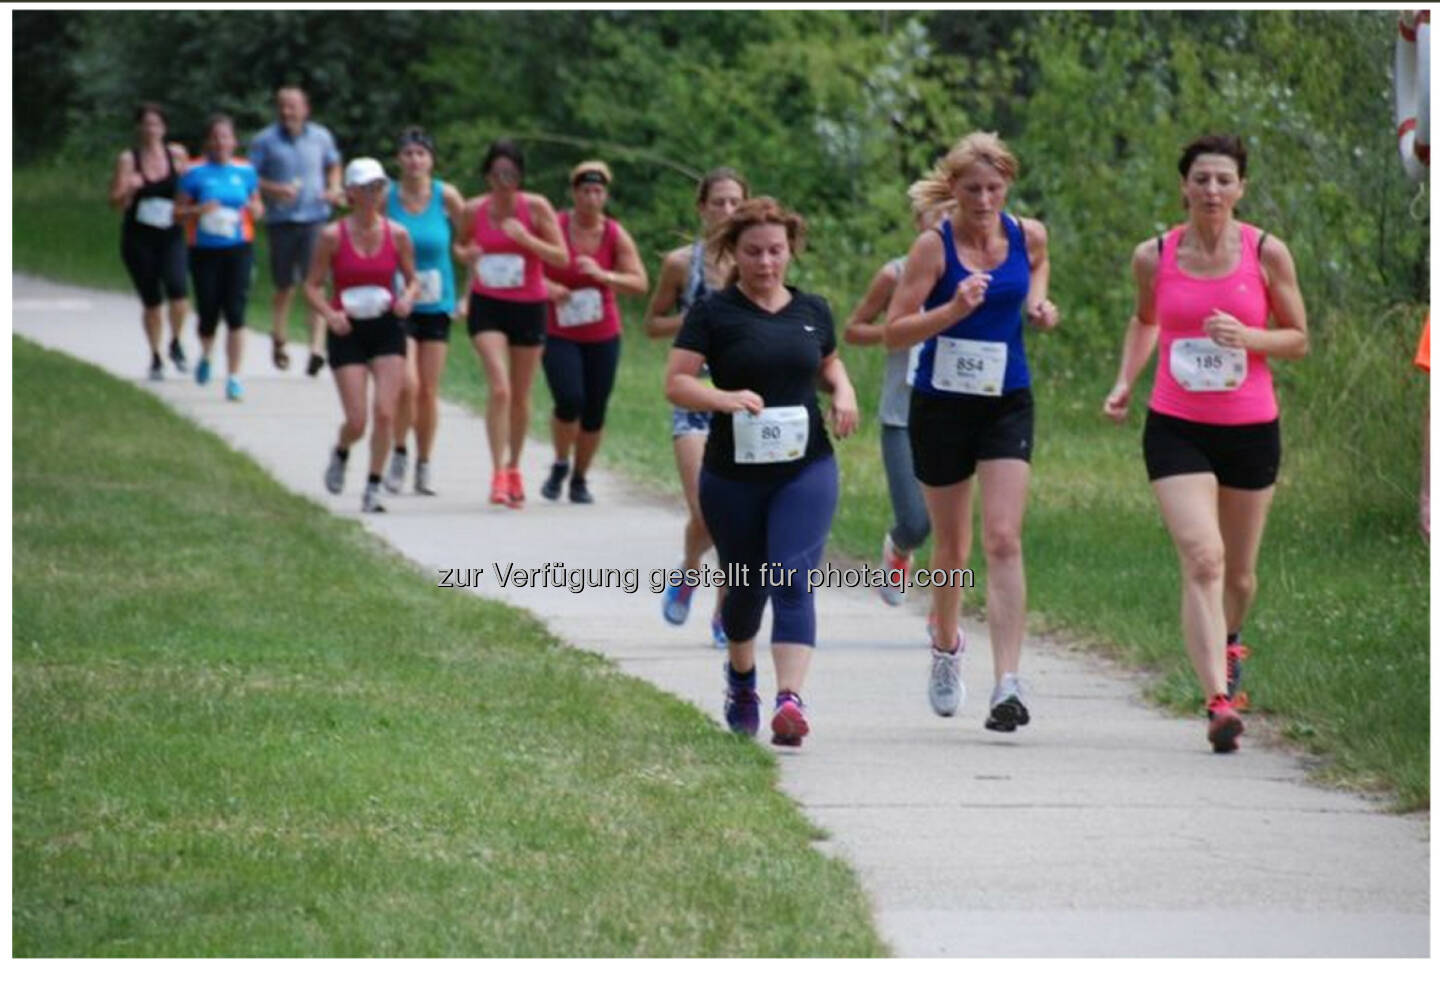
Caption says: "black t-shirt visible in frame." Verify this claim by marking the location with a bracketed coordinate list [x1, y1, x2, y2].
[674, 284, 837, 482]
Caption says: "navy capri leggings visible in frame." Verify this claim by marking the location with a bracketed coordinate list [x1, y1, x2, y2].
[698, 455, 839, 647]
[542, 336, 621, 432]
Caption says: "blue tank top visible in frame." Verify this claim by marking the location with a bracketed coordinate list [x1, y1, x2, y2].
[387, 178, 455, 314]
[911, 213, 1031, 397]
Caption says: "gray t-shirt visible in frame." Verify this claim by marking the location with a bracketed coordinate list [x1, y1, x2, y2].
[878, 257, 919, 428]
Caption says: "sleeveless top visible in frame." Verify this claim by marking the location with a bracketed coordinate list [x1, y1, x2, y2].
[679, 237, 712, 310]
[1149, 222, 1276, 425]
[387, 179, 455, 315]
[544, 211, 622, 343]
[469, 193, 547, 303]
[124, 145, 181, 234]
[911, 213, 1031, 397]
[330, 218, 399, 312]
[878, 256, 920, 428]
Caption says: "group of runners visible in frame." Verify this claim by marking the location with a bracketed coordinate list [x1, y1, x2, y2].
[112, 87, 1310, 754]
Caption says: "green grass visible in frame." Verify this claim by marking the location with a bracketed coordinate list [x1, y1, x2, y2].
[15, 159, 1429, 809]
[11, 337, 886, 956]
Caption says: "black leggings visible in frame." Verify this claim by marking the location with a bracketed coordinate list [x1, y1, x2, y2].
[541, 335, 621, 432]
[120, 226, 187, 308]
[188, 244, 253, 337]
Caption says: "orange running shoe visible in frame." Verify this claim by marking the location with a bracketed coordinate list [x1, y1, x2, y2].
[1206, 694, 1244, 754]
[489, 470, 509, 505]
[506, 466, 525, 509]
[1225, 643, 1251, 711]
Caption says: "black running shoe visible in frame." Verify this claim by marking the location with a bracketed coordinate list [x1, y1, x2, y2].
[569, 475, 594, 504]
[540, 461, 568, 501]
[168, 339, 188, 373]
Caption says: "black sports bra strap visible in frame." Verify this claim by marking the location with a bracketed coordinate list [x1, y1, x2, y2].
[1256, 230, 1269, 257]
[1155, 233, 1164, 258]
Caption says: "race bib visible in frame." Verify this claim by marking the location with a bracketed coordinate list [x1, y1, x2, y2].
[198, 206, 240, 240]
[415, 268, 443, 305]
[931, 337, 1007, 396]
[135, 197, 175, 229]
[556, 287, 604, 328]
[476, 253, 525, 289]
[339, 285, 394, 320]
[1170, 338, 1247, 392]
[733, 405, 810, 465]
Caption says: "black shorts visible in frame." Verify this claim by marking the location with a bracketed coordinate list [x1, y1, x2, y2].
[405, 311, 452, 343]
[120, 225, 187, 308]
[267, 221, 325, 290]
[1143, 410, 1281, 490]
[467, 291, 546, 347]
[908, 388, 1035, 487]
[327, 313, 407, 369]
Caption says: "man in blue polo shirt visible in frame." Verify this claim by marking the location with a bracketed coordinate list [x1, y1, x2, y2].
[249, 85, 342, 376]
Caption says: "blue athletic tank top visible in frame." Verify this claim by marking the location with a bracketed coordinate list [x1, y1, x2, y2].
[387, 178, 455, 314]
[911, 213, 1031, 397]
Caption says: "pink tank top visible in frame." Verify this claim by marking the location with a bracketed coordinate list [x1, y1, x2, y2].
[1149, 222, 1277, 425]
[543, 211, 621, 343]
[330, 218, 398, 312]
[470, 193, 547, 303]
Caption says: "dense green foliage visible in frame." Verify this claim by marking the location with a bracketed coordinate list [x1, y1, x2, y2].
[14, 9, 1429, 806]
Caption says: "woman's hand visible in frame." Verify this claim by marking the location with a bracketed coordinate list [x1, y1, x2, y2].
[500, 217, 529, 243]
[325, 309, 352, 336]
[951, 272, 991, 318]
[829, 385, 860, 439]
[576, 256, 606, 281]
[1203, 309, 1251, 349]
[718, 389, 764, 415]
[1103, 382, 1132, 423]
[1026, 298, 1060, 330]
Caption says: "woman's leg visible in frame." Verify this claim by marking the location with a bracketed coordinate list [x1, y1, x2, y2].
[415, 339, 448, 463]
[976, 458, 1031, 682]
[470, 331, 510, 474]
[1152, 473, 1228, 698]
[506, 343, 544, 469]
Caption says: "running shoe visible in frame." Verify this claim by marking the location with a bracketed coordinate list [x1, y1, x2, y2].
[569, 475, 594, 504]
[541, 461, 569, 501]
[272, 338, 290, 371]
[662, 576, 696, 625]
[724, 668, 760, 737]
[225, 376, 244, 402]
[506, 466, 525, 509]
[383, 449, 408, 495]
[710, 612, 728, 649]
[928, 635, 966, 717]
[489, 471, 509, 505]
[195, 356, 212, 386]
[1225, 643, 1251, 710]
[879, 533, 912, 607]
[361, 481, 387, 513]
[148, 355, 164, 381]
[985, 672, 1031, 732]
[168, 339, 188, 374]
[1206, 694, 1244, 754]
[415, 460, 436, 496]
[771, 691, 809, 747]
[306, 352, 326, 377]
[324, 448, 348, 495]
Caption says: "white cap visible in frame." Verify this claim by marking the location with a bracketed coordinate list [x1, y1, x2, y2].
[343, 157, 388, 188]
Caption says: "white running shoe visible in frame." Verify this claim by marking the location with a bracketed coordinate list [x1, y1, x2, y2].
[362, 481, 386, 513]
[324, 448, 347, 495]
[414, 460, 436, 496]
[928, 633, 966, 717]
[986, 673, 1031, 732]
[383, 449, 407, 494]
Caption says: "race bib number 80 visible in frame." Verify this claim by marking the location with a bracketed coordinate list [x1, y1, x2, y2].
[733, 406, 810, 464]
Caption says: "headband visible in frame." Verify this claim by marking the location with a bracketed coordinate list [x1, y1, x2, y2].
[573, 170, 609, 187]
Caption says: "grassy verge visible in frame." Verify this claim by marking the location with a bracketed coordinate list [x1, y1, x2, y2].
[11, 336, 885, 956]
[16, 159, 1429, 809]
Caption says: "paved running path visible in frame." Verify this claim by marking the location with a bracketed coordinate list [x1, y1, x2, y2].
[12, 274, 1429, 957]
